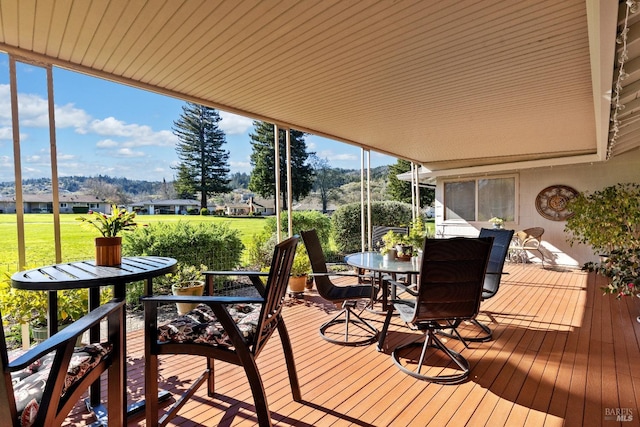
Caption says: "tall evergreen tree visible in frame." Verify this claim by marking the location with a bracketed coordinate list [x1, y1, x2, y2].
[387, 159, 434, 207]
[248, 121, 314, 210]
[172, 103, 230, 208]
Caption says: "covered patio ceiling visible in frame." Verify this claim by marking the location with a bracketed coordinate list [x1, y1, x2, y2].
[0, 0, 623, 177]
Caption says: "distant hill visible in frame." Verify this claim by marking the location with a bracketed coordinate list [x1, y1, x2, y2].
[0, 165, 390, 198]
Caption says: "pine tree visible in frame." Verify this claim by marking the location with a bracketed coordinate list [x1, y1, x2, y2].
[248, 121, 314, 210]
[387, 159, 434, 207]
[172, 103, 230, 208]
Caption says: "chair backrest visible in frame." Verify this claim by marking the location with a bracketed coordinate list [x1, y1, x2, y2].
[412, 237, 492, 323]
[254, 236, 298, 354]
[478, 228, 515, 298]
[371, 225, 409, 252]
[300, 229, 333, 299]
[516, 227, 544, 245]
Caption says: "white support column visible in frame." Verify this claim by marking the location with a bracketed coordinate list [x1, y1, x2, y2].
[9, 56, 25, 269]
[411, 162, 416, 222]
[274, 124, 282, 242]
[285, 128, 293, 238]
[47, 66, 62, 263]
[360, 149, 366, 252]
[366, 150, 371, 250]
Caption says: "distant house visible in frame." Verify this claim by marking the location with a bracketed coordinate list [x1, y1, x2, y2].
[130, 199, 199, 215]
[0, 193, 107, 214]
[224, 196, 275, 216]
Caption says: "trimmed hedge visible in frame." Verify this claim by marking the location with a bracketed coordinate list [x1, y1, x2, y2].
[123, 221, 243, 271]
[331, 201, 413, 254]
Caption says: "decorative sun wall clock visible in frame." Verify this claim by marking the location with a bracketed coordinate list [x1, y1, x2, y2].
[535, 185, 579, 221]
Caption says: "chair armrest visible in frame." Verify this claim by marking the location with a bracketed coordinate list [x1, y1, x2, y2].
[384, 277, 418, 297]
[8, 299, 125, 372]
[141, 295, 264, 305]
[202, 270, 268, 277]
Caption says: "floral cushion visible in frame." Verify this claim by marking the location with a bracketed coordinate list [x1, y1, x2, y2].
[157, 303, 262, 348]
[10, 343, 112, 427]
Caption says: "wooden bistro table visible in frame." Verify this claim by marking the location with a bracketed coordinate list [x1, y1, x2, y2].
[11, 256, 177, 422]
[344, 251, 420, 311]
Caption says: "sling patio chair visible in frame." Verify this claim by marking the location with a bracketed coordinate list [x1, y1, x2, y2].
[142, 236, 301, 427]
[0, 299, 125, 427]
[301, 229, 379, 346]
[378, 237, 492, 383]
[509, 227, 546, 267]
[440, 227, 514, 342]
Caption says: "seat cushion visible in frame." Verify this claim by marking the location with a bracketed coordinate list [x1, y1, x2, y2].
[10, 343, 112, 427]
[157, 303, 262, 348]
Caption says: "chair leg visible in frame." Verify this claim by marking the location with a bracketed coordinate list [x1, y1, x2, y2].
[377, 308, 395, 351]
[392, 330, 470, 384]
[319, 302, 378, 346]
[439, 317, 493, 343]
[277, 320, 302, 401]
[145, 353, 159, 426]
[241, 357, 272, 427]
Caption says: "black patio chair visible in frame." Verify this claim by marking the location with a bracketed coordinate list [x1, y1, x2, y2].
[378, 237, 492, 383]
[301, 229, 378, 346]
[142, 236, 301, 427]
[0, 299, 125, 427]
[441, 227, 514, 342]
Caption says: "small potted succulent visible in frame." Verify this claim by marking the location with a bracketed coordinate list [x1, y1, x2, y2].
[162, 263, 208, 315]
[289, 245, 311, 296]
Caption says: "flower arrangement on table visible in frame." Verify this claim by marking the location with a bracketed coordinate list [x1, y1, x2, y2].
[488, 217, 505, 228]
[76, 204, 137, 237]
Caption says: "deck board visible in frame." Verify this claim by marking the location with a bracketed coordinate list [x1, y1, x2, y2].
[62, 264, 640, 426]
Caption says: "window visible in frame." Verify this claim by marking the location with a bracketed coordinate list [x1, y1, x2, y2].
[444, 175, 516, 222]
[60, 203, 68, 208]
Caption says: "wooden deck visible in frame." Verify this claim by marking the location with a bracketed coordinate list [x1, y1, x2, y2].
[65, 264, 640, 426]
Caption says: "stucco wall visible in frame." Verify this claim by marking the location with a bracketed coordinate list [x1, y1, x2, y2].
[435, 149, 640, 268]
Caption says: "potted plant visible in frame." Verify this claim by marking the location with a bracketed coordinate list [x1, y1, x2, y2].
[162, 263, 207, 315]
[565, 183, 640, 303]
[380, 230, 403, 261]
[289, 244, 311, 295]
[76, 204, 137, 266]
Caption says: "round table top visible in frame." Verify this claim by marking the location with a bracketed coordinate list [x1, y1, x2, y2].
[11, 256, 177, 291]
[344, 251, 420, 274]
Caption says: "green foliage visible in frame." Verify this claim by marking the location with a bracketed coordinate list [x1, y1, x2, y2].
[309, 155, 346, 213]
[331, 201, 413, 254]
[200, 207, 209, 216]
[123, 221, 244, 271]
[245, 211, 331, 269]
[248, 121, 314, 208]
[156, 262, 207, 289]
[565, 183, 640, 254]
[291, 244, 311, 277]
[380, 230, 404, 255]
[76, 204, 137, 237]
[173, 103, 231, 208]
[565, 183, 640, 298]
[387, 159, 434, 206]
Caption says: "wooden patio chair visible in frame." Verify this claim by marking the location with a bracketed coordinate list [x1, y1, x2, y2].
[0, 299, 125, 427]
[378, 237, 492, 383]
[301, 229, 378, 346]
[142, 236, 301, 427]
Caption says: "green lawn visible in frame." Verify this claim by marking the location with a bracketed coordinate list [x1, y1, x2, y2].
[0, 214, 267, 273]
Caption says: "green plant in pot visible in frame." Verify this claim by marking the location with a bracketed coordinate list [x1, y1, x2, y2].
[380, 230, 403, 260]
[289, 244, 311, 295]
[565, 183, 640, 300]
[161, 263, 207, 315]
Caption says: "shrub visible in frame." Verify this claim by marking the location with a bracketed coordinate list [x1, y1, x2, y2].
[331, 201, 413, 254]
[200, 208, 209, 216]
[245, 211, 331, 269]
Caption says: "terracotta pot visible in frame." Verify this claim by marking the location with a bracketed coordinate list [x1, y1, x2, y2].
[172, 281, 205, 315]
[288, 275, 307, 294]
[95, 236, 122, 266]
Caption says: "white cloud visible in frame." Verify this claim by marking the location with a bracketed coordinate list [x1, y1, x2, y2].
[219, 112, 253, 135]
[57, 153, 75, 160]
[96, 139, 119, 148]
[230, 160, 251, 172]
[116, 148, 145, 158]
[25, 155, 42, 163]
[0, 127, 12, 139]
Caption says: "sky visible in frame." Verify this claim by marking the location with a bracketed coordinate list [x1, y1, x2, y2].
[0, 53, 395, 183]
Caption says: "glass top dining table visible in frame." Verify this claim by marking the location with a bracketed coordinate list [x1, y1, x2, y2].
[344, 251, 420, 311]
